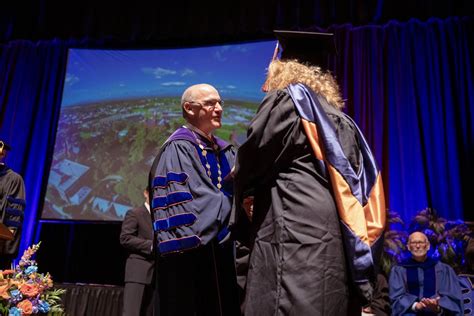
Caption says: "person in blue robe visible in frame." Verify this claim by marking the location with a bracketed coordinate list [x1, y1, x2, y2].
[0, 140, 26, 270]
[148, 84, 239, 316]
[389, 231, 463, 315]
[458, 238, 474, 315]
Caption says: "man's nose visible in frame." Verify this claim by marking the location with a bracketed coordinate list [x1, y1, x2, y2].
[214, 102, 223, 112]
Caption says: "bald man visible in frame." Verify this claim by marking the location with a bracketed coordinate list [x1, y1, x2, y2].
[389, 232, 463, 315]
[148, 84, 239, 315]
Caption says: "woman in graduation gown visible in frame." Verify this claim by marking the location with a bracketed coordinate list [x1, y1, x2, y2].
[231, 33, 386, 315]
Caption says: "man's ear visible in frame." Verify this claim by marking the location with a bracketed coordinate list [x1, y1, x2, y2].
[183, 102, 194, 117]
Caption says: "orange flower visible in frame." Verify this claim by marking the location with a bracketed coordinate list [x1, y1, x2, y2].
[10, 279, 21, 287]
[19, 283, 39, 297]
[0, 283, 11, 299]
[1, 269, 14, 276]
[17, 299, 33, 315]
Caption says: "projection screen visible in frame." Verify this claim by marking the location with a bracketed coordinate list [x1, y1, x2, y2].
[41, 41, 275, 221]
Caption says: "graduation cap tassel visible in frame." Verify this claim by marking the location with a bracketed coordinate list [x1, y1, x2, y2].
[261, 42, 280, 93]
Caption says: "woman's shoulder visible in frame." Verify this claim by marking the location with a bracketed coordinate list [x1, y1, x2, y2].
[264, 88, 291, 101]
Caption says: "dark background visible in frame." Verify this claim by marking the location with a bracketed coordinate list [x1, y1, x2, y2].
[2, 1, 473, 47]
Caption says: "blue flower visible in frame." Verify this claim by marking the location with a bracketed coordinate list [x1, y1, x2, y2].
[38, 300, 50, 313]
[8, 307, 21, 316]
[9, 289, 22, 302]
[24, 265, 38, 275]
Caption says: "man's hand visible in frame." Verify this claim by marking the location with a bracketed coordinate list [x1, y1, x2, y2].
[420, 297, 441, 312]
[414, 301, 427, 311]
[223, 166, 235, 182]
[242, 196, 254, 221]
[357, 281, 374, 307]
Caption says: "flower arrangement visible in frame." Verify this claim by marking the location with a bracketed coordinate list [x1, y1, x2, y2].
[381, 211, 408, 276]
[0, 243, 65, 315]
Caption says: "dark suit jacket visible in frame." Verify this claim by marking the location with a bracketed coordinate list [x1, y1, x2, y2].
[120, 204, 154, 284]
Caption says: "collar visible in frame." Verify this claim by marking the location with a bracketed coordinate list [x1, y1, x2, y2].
[185, 123, 213, 142]
[401, 256, 438, 269]
[0, 164, 10, 176]
[167, 126, 231, 151]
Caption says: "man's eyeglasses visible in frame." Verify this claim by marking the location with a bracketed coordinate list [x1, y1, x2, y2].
[187, 99, 224, 109]
[409, 241, 427, 246]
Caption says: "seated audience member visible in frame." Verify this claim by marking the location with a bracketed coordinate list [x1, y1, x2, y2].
[389, 231, 463, 315]
[459, 238, 474, 315]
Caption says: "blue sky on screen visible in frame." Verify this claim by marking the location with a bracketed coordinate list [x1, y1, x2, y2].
[62, 40, 276, 107]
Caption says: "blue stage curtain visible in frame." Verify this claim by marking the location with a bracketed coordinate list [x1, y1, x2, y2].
[0, 39, 67, 258]
[384, 17, 474, 222]
[331, 17, 474, 222]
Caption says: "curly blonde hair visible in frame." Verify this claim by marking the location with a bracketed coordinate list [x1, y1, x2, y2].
[264, 59, 344, 109]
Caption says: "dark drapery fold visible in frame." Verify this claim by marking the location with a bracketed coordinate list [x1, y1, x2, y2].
[57, 283, 123, 316]
[382, 17, 473, 221]
[327, 17, 473, 221]
[1, 1, 473, 46]
[0, 39, 67, 258]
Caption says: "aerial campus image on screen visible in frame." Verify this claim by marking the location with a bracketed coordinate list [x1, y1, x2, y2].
[42, 41, 274, 221]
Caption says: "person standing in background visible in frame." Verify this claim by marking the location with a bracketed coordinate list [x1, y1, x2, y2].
[0, 140, 26, 270]
[120, 189, 154, 316]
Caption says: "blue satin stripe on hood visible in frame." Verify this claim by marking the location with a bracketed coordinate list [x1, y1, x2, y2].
[287, 83, 386, 283]
[287, 83, 380, 206]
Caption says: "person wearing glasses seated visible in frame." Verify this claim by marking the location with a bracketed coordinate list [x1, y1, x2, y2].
[389, 231, 463, 315]
[148, 83, 239, 316]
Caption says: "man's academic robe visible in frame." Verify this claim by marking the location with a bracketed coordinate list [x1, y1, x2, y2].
[0, 165, 26, 264]
[389, 258, 464, 315]
[148, 127, 239, 316]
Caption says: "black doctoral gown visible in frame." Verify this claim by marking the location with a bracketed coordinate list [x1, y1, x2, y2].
[232, 85, 385, 315]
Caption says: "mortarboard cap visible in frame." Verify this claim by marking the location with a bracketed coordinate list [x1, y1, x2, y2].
[0, 140, 11, 151]
[274, 30, 336, 68]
